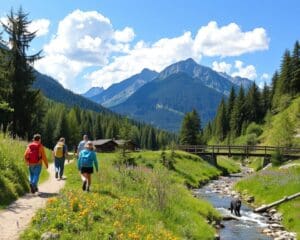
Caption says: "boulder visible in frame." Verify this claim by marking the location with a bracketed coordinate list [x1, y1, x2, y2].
[41, 232, 60, 240]
[246, 196, 255, 203]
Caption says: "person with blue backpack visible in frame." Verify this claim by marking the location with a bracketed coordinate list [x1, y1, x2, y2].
[77, 141, 98, 192]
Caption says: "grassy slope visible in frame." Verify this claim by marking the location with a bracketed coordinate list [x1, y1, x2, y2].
[21, 151, 239, 240]
[0, 134, 51, 209]
[235, 166, 300, 236]
[260, 96, 300, 146]
[235, 96, 300, 236]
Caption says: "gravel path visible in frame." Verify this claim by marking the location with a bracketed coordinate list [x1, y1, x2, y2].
[0, 162, 70, 240]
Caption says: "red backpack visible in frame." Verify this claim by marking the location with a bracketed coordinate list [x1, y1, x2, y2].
[26, 142, 41, 164]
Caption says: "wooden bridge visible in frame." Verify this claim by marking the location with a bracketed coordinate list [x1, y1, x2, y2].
[177, 145, 300, 159]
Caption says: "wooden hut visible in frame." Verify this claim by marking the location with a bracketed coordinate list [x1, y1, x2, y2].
[92, 139, 118, 152]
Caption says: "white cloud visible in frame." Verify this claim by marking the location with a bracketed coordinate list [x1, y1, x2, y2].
[114, 27, 135, 43]
[86, 31, 197, 89]
[260, 73, 270, 80]
[28, 19, 50, 37]
[194, 21, 269, 57]
[34, 12, 269, 91]
[231, 60, 257, 80]
[212, 61, 232, 74]
[35, 9, 134, 88]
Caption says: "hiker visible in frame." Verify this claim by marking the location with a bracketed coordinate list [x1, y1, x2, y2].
[24, 134, 49, 193]
[77, 134, 88, 156]
[53, 137, 68, 180]
[77, 141, 98, 192]
[230, 198, 242, 216]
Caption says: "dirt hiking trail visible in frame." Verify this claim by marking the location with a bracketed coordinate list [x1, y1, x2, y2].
[0, 162, 71, 240]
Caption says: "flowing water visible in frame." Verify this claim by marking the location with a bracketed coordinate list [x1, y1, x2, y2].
[194, 178, 272, 240]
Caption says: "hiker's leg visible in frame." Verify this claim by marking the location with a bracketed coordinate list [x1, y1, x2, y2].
[28, 166, 34, 185]
[86, 174, 92, 191]
[54, 158, 59, 178]
[82, 173, 88, 190]
[32, 164, 42, 188]
[59, 159, 65, 178]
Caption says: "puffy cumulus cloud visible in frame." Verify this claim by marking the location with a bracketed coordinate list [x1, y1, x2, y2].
[86, 32, 197, 88]
[35, 9, 136, 89]
[212, 61, 232, 74]
[35, 14, 269, 91]
[194, 21, 269, 57]
[42, 9, 114, 65]
[35, 55, 90, 88]
[114, 27, 135, 43]
[28, 19, 50, 37]
[231, 60, 257, 80]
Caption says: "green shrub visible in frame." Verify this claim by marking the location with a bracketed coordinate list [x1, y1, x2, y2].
[246, 122, 263, 136]
[271, 150, 283, 166]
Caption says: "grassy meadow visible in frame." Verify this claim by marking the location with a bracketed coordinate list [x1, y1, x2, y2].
[235, 166, 300, 236]
[21, 150, 240, 240]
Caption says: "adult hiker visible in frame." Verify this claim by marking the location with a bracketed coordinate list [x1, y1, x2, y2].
[77, 134, 88, 156]
[24, 133, 49, 193]
[77, 141, 98, 192]
[53, 137, 68, 180]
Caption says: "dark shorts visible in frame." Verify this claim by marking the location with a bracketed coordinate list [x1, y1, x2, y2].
[80, 167, 94, 174]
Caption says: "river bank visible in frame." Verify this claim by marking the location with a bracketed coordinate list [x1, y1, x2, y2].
[193, 166, 297, 240]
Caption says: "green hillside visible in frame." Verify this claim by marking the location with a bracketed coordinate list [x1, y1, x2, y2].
[21, 151, 239, 240]
[0, 134, 51, 208]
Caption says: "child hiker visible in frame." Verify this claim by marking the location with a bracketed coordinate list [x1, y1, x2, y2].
[24, 134, 49, 193]
[77, 141, 98, 192]
[53, 137, 68, 180]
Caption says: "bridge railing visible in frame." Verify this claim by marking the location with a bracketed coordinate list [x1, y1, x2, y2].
[177, 145, 300, 157]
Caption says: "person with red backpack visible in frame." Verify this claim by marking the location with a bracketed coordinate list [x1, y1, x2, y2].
[24, 134, 49, 193]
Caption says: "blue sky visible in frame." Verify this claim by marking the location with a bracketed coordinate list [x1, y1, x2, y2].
[1, 0, 299, 93]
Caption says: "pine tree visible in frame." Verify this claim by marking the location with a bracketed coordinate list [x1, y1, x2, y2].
[245, 83, 261, 123]
[261, 82, 271, 117]
[278, 50, 292, 95]
[271, 71, 279, 110]
[214, 98, 228, 141]
[3, 8, 42, 138]
[179, 109, 201, 145]
[291, 41, 300, 95]
[230, 86, 246, 137]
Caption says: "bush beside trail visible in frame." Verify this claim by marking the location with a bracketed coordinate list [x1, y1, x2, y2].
[0, 133, 51, 208]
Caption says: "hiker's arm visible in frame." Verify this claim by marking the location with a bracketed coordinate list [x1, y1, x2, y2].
[77, 153, 81, 170]
[93, 152, 99, 172]
[40, 145, 49, 168]
[24, 147, 29, 162]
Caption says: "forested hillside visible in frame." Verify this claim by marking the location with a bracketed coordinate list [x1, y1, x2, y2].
[203, 41, 300, 146]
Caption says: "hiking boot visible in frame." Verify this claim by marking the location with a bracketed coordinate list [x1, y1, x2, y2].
[35, 186, 39, 192]
[55, 172, 58, 179]
[29, 184, 35, 193]
[82, 180, 87, 191]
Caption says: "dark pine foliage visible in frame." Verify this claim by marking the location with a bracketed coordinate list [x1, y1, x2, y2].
[202, 40, 300, 144]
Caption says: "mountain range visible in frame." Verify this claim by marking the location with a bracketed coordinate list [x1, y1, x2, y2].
[83, 58, 252, 131]
[88, 68, 158, 107]
[32, 58, 252, 132]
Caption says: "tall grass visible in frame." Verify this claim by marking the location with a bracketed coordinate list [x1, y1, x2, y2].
[22, 151, 230, 239]
[0, 133, 51, 208]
